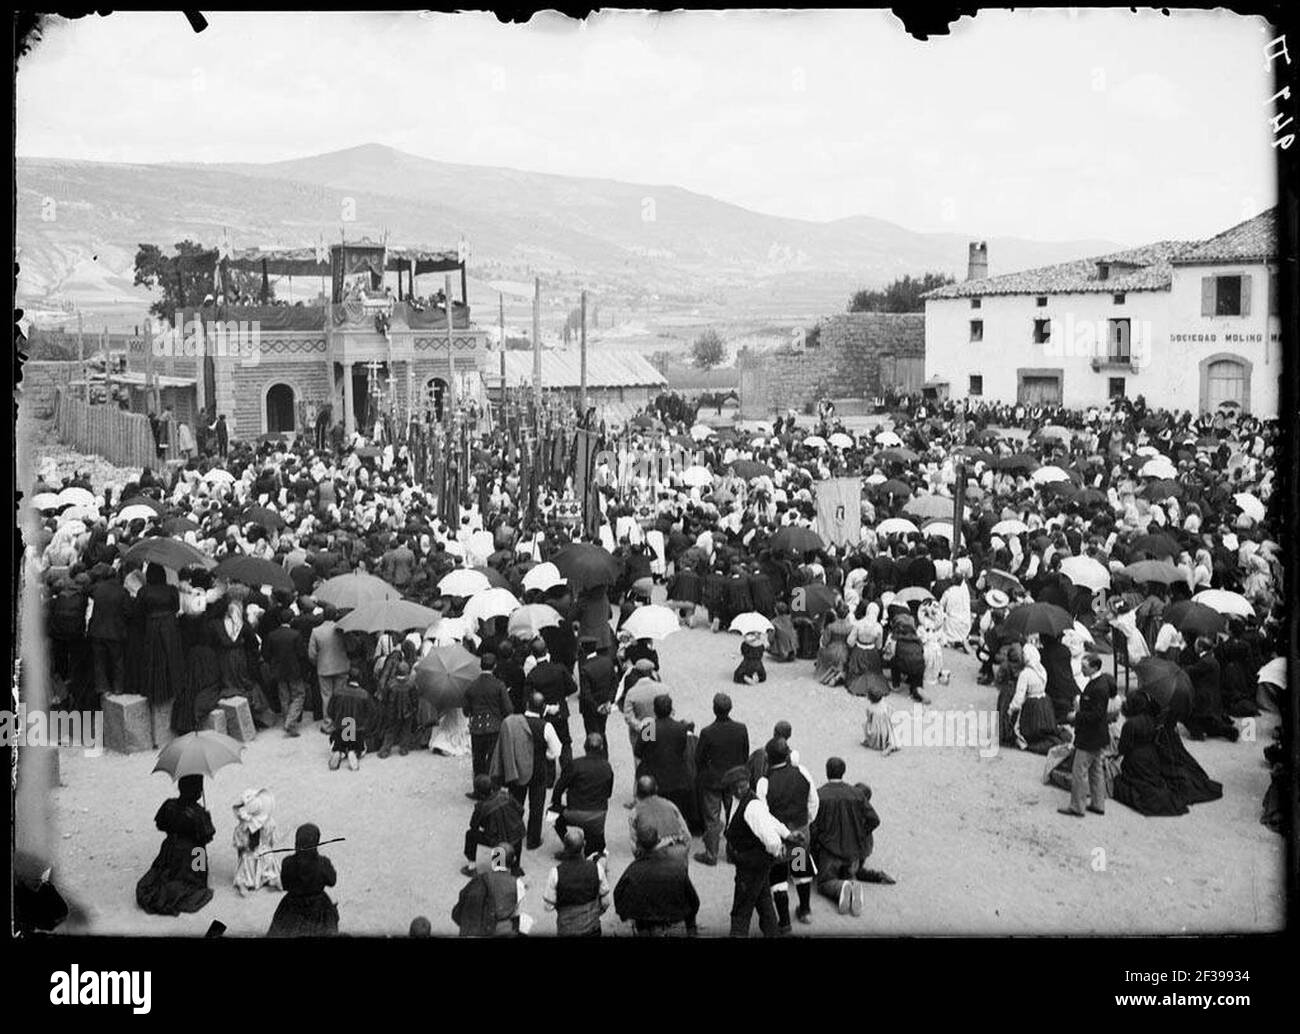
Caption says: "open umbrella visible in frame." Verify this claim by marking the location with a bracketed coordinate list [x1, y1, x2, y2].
[1142, 479, 1183, 501]
[1041, 481, 1079, 500]
[1163, 600, 1226, 638]
[521, 562, 566, 594]
[1192, 589, 1254, 618]
[471, 566, 511, 590]
[877, 447, 919, 464]
[1233, 492, 1265, 522]
[770, 526, 824, 554]
[1134, 657, 1191, 711]
[56, 487, 97, 509]
[904, 495, 954, 520]
[1003, 602, 1073, 638]
[438, 568, 492, 597]
[992, 519, 1029, 536]
[1033, 425, 1071, 442]
[828, 432, 854, 449]
[1128, 533, 1180, 559]
[802, 435, 828, 450]
[1121, 560, 1185, 586]
[689, 424, 716, 441]
[336, 599, 439, 634]
[242, 505, 284, 530]
[463, 587, 521, 626]
[1030, 466, 1072, 485]
[1058, 556, 1110, 592]
[553, 543, 622, 593]
[922, 520, 954, 541]
[681, 466, 714, 488]
[1139, 458, 1178, 479]
[413, 643, 481, 710]
[58, 504, 100, 523]
[874, 430, 903, 447]
[314, 572, 400, 609]
[1257, 657, 1286, 689]
[621, 604, 681, 641]
[508, 603, 562, 639]
[871, 479, 911, 499]
[152, 730, 245, 782]
[793, 583, 839, 618]
[877, 517, 920, 536]
[115, 504, 160, 525]
[125, 537, 216, 571]
[162, 516, 201, 536]
[984, 568, 1024, 595]
[119, 495, 165, 514]
[201, 468, 235, 485]
[729, 612, 774, 636]
[727, 459, 773, 480]
[894, 586, 934, 605]
[215, 555, 295, 593]
[1073, 488, 1110, 508]
[30, 492, 61, 511]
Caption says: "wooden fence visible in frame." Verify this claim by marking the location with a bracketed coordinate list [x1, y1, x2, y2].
[53, 388, 176, 470]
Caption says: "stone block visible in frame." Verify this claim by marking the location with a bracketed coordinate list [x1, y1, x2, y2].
[199, 708, 228, 736]
[102, 694, 153, 754]
[219, 696, 257, 742]
[151, 700, 174, 750]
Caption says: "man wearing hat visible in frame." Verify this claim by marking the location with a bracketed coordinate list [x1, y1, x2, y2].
[463, 652, 515, 786]
[577, 636, 617, 741]
[86, 563, 130, 698]
[975, 589, 1011, 686]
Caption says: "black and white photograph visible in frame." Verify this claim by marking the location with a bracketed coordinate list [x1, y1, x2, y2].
[10, 5, 1297, 1002]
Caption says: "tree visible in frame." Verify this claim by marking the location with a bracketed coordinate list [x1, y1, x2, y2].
[849, 271, 955, 314]
[505, 335, 533, 351]
[691, 328, 725, 370]
[134, 240, 272, 324]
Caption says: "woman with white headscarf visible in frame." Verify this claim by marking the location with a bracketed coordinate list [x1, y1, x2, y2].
[938, 574, 972, 648]
[1007, 643, 1066, 753]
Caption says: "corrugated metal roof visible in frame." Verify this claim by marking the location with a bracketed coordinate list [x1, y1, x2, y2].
[924, 240, 1193, 300]
[498, 349, 666, 389]
[1172, 208, 1277, 265]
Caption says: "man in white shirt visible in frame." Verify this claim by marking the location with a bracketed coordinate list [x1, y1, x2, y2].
[723, 765, 792, 938]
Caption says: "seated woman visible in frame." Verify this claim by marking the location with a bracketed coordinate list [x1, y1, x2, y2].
[861, 683, 900, 755]
[815, 602, 852, 686]
[846, 604, 889, 699]
[1006, 644, 1068, 754]
[733, 630, 767, 685]
[267, 824, 339, 937]
[767, 602, 797, 662]
[1112, 693, 1189, 816]
[136, 774, 217, 916]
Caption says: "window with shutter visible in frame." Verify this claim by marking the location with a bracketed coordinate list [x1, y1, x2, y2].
[1239, 274, 1251, 316]
[1201, 276, 1215, 317]
[1269, 273, 1279, 315]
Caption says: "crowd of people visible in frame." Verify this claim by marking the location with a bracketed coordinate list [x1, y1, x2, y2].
[25, 386, 1289, 935]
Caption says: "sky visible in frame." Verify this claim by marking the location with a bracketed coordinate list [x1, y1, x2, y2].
[16, 8, 1280, 245]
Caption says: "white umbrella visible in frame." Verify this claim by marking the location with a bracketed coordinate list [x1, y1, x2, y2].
[1192, 590, 1254, 618]
[992, 519, 1029, 536]
[30, 492, 61, 511]
[803, 435, 828, 449]
[202, 469, 236, 484]
[729, 612, 774, 636]
[1072, 620, 1095, 644]
[1059, 555, 1111, 592]
[1234, 492, 1265, 522]
[876, 517, 920, 536]
[1140, 458, 1178, 479]
[1135, 445, 1160, 457]
[438, 568, 491, 597]
[681, 466, 713, 488]
[829, 432, 854, 449]
[56, 487, 97, 509]
[115, 504, 160, 525]
[1031, 466, 1071, 485]
[875, 430, 903, 446]
[463, 587, 520, 625]
[521, 562, 566, 593]
[690, 424, 715, 441]
[1257, 656, 1286, 688]
[507, 603, 562, 639]
[56, 519, 88, 537]
[922, 521, 954, 540]
[864, 473, 886, 486]
[622, 604, 681, 641]
[57, 505, 98, 524]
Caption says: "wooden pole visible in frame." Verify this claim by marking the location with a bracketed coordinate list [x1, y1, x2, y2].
[580, 289, 588, 417]
[445, 273, 457, 419]
[144, 317, 155, 413]
[498, 293, 506, 406]
[532, 276, 542, 408]
[77, 310, 87, 402]
[102, 327, 112, 407]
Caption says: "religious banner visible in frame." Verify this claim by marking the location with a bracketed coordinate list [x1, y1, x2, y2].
[815, 477, 862, 548]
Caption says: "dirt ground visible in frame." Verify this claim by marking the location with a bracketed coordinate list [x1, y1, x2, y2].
[43, 624, 1285, 938]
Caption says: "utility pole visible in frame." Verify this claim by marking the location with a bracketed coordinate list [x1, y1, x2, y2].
[579, 289, 588, 416]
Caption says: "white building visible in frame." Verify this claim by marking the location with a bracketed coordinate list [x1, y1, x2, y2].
[923, 209, 1280, 415]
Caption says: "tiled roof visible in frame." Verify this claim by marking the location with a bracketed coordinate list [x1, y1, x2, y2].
[497, 348, 667, 389]
[924, 240, 1194, 300]
[1171, 208, 1277, 265]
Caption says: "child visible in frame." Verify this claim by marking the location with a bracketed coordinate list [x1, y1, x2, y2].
[232, 788, 281, 896]
[733, 630, 767, 685]
[862, 685, 900, 755]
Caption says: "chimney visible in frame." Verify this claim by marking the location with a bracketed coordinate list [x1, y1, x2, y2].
[967, 241, 988, 282]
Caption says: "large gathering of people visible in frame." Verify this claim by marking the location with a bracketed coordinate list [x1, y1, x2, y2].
[25, 385, 1288, 935]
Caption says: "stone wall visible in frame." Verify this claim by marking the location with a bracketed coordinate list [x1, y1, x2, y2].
[739, 313, 925, 416]
[18, 361, 81, 418]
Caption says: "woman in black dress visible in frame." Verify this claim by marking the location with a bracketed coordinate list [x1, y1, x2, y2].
[267, 824, 339, 937]
[136, 774, 217, 915]
[137, 563, 185, 729]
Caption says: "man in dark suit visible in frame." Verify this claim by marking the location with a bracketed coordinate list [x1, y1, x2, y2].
[463, 652, 514, 787]
[526, 646, 578, 772]
[693, 693, 750, 866]
[86, 565, 130, 696]
[577, 637, 616, 740]
[262, 611, 306, 737]
[906, 544, 936, 592]
[868, 549, 896, 596]
[550, 733, 615, 856]
[634, 694, 694, 820]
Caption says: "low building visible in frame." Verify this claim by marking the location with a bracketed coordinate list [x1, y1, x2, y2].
[923, 209, 1280, 414]
[493, 348, 667, 424]
[738, 312, 925, 417]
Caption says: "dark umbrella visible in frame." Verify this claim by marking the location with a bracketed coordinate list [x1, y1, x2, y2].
[552, 543, 622, 593]
[1073, 488, 1109, 508]
[1135, 657, 1191, 711]
[770, 526, 825, 554]
[1142, 479, 1183, 501]
[995, 453, 1037, 471]
[215, 555, 295, 593]
[162, 516, 201, 535]
[336, 599, 439, 634]
[119, 495, 165, 515]
[727, 459, 773, 480]
[1121, 560, 1185, 585]
[1128, 533, 1180, 559]
[1041, 481, 1078, 500]
[414, 643, 481, 710]
[472, 566, 511, 590]
[1003, 602, 1073, 638]
[794, 582, 839, 619]
[984, 568, 1025, 595]
[877, 447, 920, 464]
[871, 479, 911, 499]
[314, 572, 400, 609]
[241, 505, 284, 530]
[124, 537, 216, 571]
[1163, 600, 1226, 637]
